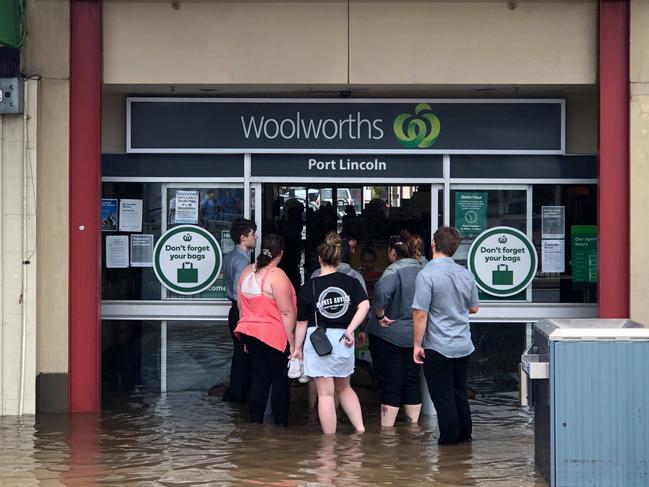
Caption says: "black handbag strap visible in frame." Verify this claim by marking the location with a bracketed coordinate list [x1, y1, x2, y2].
[311, 278, 322, 329]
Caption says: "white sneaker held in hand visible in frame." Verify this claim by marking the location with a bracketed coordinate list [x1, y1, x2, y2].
[287, 358, 302, 379]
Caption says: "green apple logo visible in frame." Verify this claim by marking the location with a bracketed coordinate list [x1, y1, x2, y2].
[393, 103, 441, 148]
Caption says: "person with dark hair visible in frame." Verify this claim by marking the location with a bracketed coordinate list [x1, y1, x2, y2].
[368, 232, 424, 427]
[358, 247, 382, 301]
[220, 218, 257, 402]
[295, 233, 370, 434]
[234, 234, 297, 426]
[412, 226, 480, 445]
[400, 229, 428, 266]
[339, 232, 358, 259]
[279, 200, 304, 292]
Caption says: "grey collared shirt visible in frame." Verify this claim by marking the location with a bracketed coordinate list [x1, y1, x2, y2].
[368, 258, 422, 347]
[412, 256, 479, 358]
[223, 246, 251, 301]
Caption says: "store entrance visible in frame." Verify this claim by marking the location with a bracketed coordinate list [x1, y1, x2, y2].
[259, 183, 441, 292]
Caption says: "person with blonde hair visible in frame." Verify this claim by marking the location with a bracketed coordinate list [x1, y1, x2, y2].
[295, 233, 370, 434]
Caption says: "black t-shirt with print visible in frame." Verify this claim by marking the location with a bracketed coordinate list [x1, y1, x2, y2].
[298, 272, 368, 329]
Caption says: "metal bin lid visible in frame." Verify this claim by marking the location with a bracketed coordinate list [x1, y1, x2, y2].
[534, 319, 649, 341]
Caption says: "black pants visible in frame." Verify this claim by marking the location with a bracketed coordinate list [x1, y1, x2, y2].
[243, 335, 291, 426]
[223, 301, 251, 403]
[422, 349, 472, 445]
[369, 335, 421, 407]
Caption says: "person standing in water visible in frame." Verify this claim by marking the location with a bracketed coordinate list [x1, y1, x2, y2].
[295, 233, 370, 434]
[412, 226, 480, 445]
[368, 233, 424, 427]
[220, 218, 257, 402]
[234, 234, 297, 426]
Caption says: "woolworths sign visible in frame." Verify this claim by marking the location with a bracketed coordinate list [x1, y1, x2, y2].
[128, 98, 564, 153]
[467, 226, 538, 297]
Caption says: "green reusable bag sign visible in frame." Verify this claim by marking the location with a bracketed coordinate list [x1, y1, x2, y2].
[467, 226, 537, 297]
[492, 264, 513, 285]
[177, 262, 199, 283]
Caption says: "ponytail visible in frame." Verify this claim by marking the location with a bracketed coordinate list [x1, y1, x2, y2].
[389, 231, 413, 260]
[255, 233, 284, 269]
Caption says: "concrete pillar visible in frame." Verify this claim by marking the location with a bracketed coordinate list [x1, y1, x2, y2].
[630, 1, 649, 324]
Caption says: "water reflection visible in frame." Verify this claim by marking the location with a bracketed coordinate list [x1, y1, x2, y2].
[1, 391, 547, 486]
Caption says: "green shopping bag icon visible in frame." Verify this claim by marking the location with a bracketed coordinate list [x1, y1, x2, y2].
[492, 264, 513, 285]
[177, 262, 198, 283]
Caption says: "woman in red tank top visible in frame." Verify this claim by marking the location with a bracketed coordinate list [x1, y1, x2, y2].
[234, 234, 296, 426]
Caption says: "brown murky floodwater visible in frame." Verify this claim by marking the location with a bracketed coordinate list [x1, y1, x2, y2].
[0, 387, 547, 487]
[2, 322, 546, 486]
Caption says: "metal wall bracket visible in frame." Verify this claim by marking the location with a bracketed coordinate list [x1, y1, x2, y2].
[0, 77, 23, 114]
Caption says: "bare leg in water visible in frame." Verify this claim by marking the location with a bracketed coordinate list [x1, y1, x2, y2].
[314, 377, 337, 434]
[334, 376, 365, 433]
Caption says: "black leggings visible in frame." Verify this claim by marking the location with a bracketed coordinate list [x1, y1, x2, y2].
[242, 335, 291, 426]
[369, 334, 421, 407]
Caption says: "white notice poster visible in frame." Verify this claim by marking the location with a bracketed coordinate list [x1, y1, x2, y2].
[106, 235, 129, 268]
[542, 206, 565, 239]
[131, 234, 154, 267]
[174, 190, 199, 224]
[119, 199, 143, 232]
[542, 239, 565, 273]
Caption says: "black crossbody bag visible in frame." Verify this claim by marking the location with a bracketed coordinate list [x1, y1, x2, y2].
[309, 279, 333, 356]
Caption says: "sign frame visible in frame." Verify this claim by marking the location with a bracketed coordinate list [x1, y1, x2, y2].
[467, 226, 538, 297]
[153, 225, 223, 295]
[127, 97, 566, 155]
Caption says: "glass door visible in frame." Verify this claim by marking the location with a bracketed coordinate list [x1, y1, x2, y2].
[257, 183, 443, 292]
[162, 183, 246, 300]
[449, 185, 531, 301]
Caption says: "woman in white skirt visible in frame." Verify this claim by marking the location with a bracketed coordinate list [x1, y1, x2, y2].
[294, 233, 370, 434]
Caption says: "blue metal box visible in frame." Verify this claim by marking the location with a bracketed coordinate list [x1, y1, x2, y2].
[524, 319, 649, 487]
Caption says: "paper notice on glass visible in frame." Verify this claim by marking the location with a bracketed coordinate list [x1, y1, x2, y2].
[101, 199, 118, 231]
[542, 239, 565, 273]
[119, 199, 143, 232]
[130, 234, 154, 267]
[106, 235, 129, 268]
[542, 206, 565, 239]
[174, 190, 199, 224]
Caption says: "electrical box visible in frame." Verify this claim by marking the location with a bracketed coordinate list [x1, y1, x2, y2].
[525, 319, 649, 487]
[0, 77, 23, 114]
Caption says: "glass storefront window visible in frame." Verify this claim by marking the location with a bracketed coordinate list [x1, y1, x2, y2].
[451, 189, 527, 265]
[531, 184, 597, 303]
[165, 186, 245, 300]
[101, 320, 230, 399]
[101, 320, 161, 397]
[469, 322, 527, 393]
[101, 183, 244, 301]
[102, 182, 163, 300]
[450, 185, 597, 304]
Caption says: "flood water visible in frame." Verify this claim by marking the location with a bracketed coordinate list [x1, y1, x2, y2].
[1, 389, 547, 486]
[2, 321, 547, 486]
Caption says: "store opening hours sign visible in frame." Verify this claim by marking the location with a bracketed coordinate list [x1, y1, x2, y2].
[467, 226, 538, 297]
[153, 225, 222, 295]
